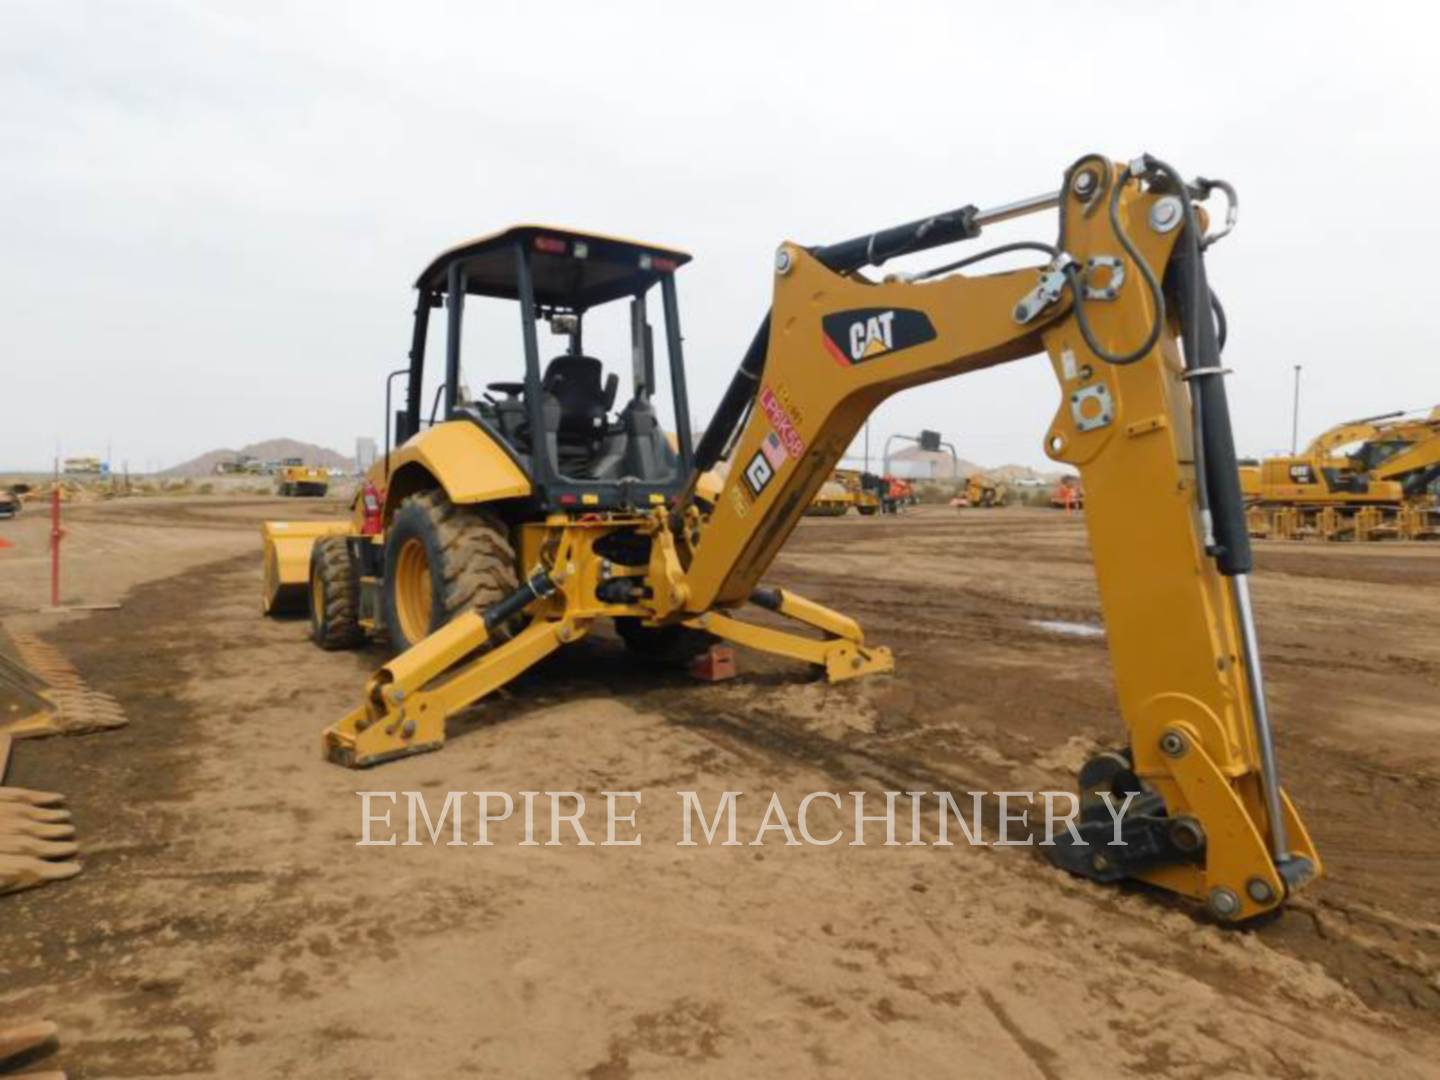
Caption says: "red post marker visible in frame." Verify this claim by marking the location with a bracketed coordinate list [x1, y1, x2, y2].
[50, 485, 62, 607]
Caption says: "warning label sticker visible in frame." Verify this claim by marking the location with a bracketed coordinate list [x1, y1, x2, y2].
[759, 386, 805, 459]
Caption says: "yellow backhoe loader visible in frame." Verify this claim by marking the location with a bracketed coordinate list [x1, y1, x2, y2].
[262, 153, 1319, 921]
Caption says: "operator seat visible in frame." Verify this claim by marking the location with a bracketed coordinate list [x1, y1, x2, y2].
[542, 355, 620, 473]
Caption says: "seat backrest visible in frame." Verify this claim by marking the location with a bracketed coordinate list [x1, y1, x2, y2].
[542, 355, 609, 437]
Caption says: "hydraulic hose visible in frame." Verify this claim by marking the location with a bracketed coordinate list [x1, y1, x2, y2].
[916, 241, 1059, 280]
[1145, 154, 1252, 574]
[1057, 158, 1166, 366]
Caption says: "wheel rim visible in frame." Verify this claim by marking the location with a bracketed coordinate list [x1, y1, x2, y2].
[310, 569, 325, 626]
[394, 537, 434, 645]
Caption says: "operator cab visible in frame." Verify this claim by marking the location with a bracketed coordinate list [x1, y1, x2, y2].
[395, 226, 695, 512]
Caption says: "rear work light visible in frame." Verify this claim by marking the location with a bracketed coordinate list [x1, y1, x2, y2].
[534, 236, 567, 255]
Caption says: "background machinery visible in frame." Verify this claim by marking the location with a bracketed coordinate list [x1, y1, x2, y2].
[1242, 407, 1440, 540]
[261, 154, 1319, 922]
[274, 457, 330, 497]
[961, 473, 1008, 507]
[805, 473, 854, 516]
[1051, 474, 1084, 510]
[878, 473, 914, 512]
[806, 468, 881, 516]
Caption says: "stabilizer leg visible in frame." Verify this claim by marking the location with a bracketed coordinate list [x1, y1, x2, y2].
[323, 615, 580, 767]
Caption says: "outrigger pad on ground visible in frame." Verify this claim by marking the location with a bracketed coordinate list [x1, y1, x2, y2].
[689, 644, 738, 682]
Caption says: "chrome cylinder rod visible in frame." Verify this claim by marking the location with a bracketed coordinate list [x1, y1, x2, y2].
[1230, 573, 1290, 861]
[972, 190, 1061, 229]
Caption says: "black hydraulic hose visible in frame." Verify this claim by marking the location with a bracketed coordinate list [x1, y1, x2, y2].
[1058, 159, 1166, 366]
[1210, 288, 1228, 353]
[916, 241, 1059, 280]
[1146, 153, 1252, 575]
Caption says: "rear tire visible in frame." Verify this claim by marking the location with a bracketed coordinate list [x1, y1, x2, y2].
[309, 536, 363, 649]
[382, 490, 518, 653]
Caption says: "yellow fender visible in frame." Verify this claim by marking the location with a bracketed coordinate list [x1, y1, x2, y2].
[381, 423, 531, 518]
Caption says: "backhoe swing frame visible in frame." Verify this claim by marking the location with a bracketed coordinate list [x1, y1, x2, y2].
[322, 153, 1320, 922]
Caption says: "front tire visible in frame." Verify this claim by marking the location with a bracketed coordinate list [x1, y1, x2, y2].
[381, 490, 518, 653]
[309, 536, 362, 649]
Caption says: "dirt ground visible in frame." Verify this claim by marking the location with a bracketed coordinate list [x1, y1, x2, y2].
[1, 496, 1437, 1078]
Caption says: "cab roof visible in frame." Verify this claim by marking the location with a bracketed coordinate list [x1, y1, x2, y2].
[415, 225, 692, 309]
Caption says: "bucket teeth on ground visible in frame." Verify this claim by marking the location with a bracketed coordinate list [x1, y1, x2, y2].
[0, 788, 66, 808]
[0, 855, 82, 896]
[0, 821, 75, 841]
[0, 835, 78, 860]
[0, 805, 70, 825]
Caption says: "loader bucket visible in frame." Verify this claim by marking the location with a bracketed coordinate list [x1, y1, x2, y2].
[261, 521, 352, 615]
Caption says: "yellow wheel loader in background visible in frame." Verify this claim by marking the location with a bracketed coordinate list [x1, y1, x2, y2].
[805, 473, 855, 516]
[275, 457, 330, 497]
[262, 154, 1321, 922]
[805, 468, 881, 516]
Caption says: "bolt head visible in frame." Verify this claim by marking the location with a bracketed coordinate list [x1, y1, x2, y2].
[1168, 816, 1206, 855]
[775, 247, 793, 274]
[1072, 170, 1097, 197]
[1150, 196, 1183, 233]
[401, 719, 416, 738]
[1246, 877, 1276, 904]
[1207, 886, 1242, 920]
[1159, 730, 1187, 757]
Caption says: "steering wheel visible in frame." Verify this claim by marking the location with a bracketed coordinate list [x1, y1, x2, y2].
[485, 381, 526, 401]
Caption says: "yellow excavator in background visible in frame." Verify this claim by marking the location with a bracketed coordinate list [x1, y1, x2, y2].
[262, 153, 1319, 922]
[1242, 407, 1440, 540]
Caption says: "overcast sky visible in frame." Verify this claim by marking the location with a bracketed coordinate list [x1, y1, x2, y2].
[3, 1, 1434, 473]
